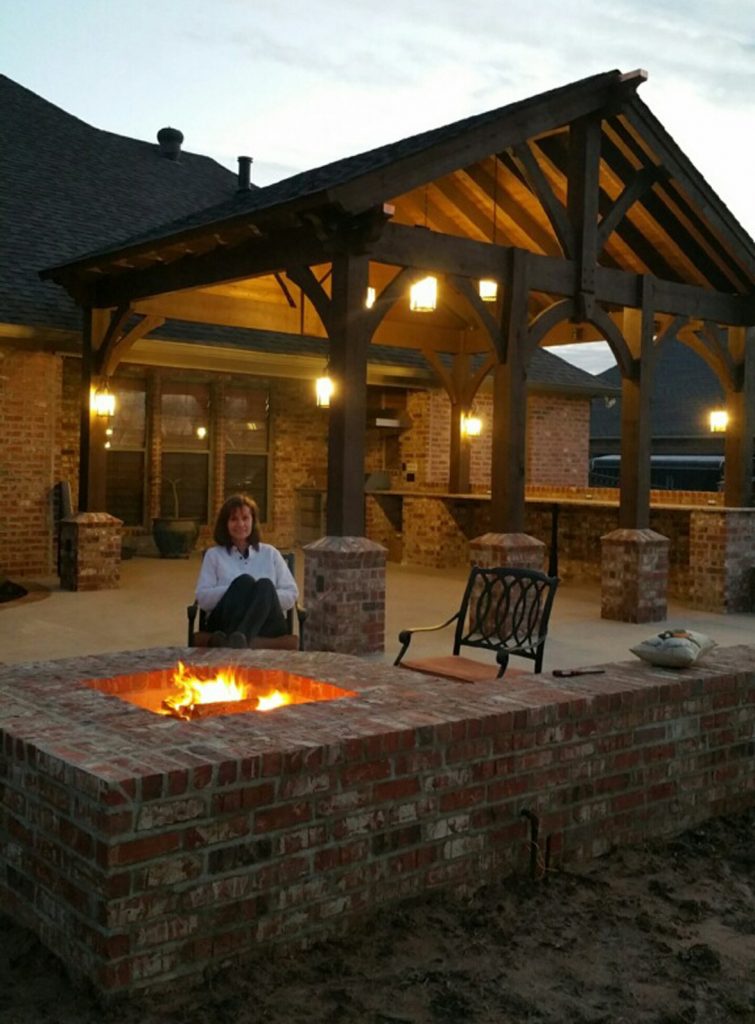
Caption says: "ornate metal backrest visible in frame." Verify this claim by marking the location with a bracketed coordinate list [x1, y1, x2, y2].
[454, 566, 559, 668]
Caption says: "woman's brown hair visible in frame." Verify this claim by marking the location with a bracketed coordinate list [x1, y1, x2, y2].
[213, 494, 261, 551]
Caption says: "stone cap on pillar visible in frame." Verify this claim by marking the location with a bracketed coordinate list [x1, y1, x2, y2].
[62, 512, 123, 527]
[470, 533, 546, 550]
[303, 536, 386, 554]
[600, 528, 669, 546]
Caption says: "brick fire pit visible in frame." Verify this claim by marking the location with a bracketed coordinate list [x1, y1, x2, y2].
[1, 645, 754, 995]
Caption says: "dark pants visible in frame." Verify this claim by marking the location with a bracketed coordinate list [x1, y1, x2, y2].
[206, 576, 288, 641]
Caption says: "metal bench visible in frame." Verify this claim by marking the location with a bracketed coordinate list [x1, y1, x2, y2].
[395, 565, 559, 681]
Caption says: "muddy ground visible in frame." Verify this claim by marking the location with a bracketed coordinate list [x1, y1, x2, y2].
[1, 809, 753, 1024]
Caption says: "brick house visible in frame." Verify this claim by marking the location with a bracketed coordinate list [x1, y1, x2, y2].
[0, 74, 611, 579]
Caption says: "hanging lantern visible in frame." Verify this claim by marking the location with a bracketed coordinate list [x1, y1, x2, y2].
[409, 276, 437, 312]
[709, 409, 728, 433]
[478, 279, 498, 302]
[91, 385, 115, 418]
[315, 373, 334, 408]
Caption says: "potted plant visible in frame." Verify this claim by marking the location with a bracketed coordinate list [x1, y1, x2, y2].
[152, 479, 200, 558]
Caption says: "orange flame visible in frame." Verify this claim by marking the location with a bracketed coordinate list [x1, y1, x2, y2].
[163, 662, 292, 715]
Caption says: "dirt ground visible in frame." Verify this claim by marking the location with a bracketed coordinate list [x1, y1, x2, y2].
[1, 809, 753, 1024]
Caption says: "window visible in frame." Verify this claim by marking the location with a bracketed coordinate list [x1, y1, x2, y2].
[161, 383, 210, 522]
[106, 379, 146, 526]
[223, 385, 269, 520]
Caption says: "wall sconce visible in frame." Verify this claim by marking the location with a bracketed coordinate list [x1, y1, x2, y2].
[478, 279, 498, 302]
[366, 286, 376, 309]
[461, 413, 483, 438]
[315, 372, 333, 408]
[196, 426, 207, 440]
[91, 385, 115, 418]
[409, 276, 437, 312]
[709, 409, 728, 433]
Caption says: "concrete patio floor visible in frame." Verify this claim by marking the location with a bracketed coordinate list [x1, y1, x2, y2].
[1, 552, 752, 670]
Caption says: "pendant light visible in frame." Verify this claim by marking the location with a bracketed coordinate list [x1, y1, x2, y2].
[479, 158, 499, 302]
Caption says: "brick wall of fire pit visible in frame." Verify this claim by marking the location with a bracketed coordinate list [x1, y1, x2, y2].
[1, 645, 754, 996]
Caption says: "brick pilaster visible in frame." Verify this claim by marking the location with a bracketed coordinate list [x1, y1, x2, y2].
[601, 528, 669, 622]
[302, 537, 386, 654]
[469, 532, 546, 572]
[59, 512, 123, 591]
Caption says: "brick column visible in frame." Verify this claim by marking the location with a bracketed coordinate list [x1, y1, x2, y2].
[302, 537, 386, 654]
[600, 528, 669, 623]
[689, 509, 755, 613]
[59, 512, 123, 591]
[469, 532, 546, 572]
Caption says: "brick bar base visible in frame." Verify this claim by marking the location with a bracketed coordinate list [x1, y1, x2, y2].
[689, 509, 755, 613]
[59, 512, 123, 591]
[469, 532, 546, 572]
[302, 536, 386, 654]
[601, 528, 669, 623]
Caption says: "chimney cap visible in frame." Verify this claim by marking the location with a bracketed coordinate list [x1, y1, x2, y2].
[157, 127, 184, 160]
[237, 154, 253, 191]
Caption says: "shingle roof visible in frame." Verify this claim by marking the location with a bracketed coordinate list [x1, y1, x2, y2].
[54, 70, 625, 263]
[0, 75, 237, 331]
[591, 338, 723, 438]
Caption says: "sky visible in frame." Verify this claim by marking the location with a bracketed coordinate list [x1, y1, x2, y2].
[2, 0, 753, 375]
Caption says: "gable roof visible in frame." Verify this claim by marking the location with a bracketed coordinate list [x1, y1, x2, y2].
[0, 75, 237, 332]
[44, 67, 755, 304]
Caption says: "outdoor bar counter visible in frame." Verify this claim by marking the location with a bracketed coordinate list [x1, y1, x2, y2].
[365, 488, 755, 613]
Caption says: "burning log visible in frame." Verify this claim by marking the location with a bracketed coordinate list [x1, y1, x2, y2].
[162, 697, 261, 720]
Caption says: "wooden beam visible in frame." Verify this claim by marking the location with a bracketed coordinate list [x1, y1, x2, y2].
[724, 327, 755, 507]
[333, 71, 642, 215]
[326, 252, 371, 536]
[512, 142, 574, 256]
[597, 166, 658, 252]
[491, 248, 529, 531]
[98, 314, 166, 377]
[461, 160, 562, 256]
[622, 100, 755, 280]
[618, 279, 655, 528]
[79, 309, 110, 512]
[566, 115, 602, 316]
[87, 227, 332, 307]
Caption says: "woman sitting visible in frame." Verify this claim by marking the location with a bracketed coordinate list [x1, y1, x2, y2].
[195, 494, 298, 648]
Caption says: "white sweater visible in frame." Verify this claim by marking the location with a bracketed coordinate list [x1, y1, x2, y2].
[195, 543, 298, 613]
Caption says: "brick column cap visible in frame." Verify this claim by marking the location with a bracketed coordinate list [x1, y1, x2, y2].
[470, 532, 545, 550]
[62, 512, 123, 527]
[600, 528, 669, 545]
[303, 536, 386, 554]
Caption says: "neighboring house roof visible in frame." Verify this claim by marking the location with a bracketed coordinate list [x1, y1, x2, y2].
[591, 337, 724, 440]
[155, 320, 615, 395]
[0, 74, 238, 332]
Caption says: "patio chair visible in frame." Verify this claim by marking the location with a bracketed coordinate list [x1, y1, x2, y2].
[394, 565, 559, 682]
[187, 551, 306, 650]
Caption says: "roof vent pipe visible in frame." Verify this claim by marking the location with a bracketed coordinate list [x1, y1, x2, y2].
[157, 127, 184, 161]
[237, 155, 253, 191]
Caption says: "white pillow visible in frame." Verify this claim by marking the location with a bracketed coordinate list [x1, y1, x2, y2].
[630, 629, 716, 668]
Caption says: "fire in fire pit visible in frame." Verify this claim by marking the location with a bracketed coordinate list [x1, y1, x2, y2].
[82, 662, 357, 720]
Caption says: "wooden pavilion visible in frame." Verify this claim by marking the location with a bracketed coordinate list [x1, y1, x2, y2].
[43, 69, 755, 648]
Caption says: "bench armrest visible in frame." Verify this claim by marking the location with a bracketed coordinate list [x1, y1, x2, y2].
[394, 612, 461, 666]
